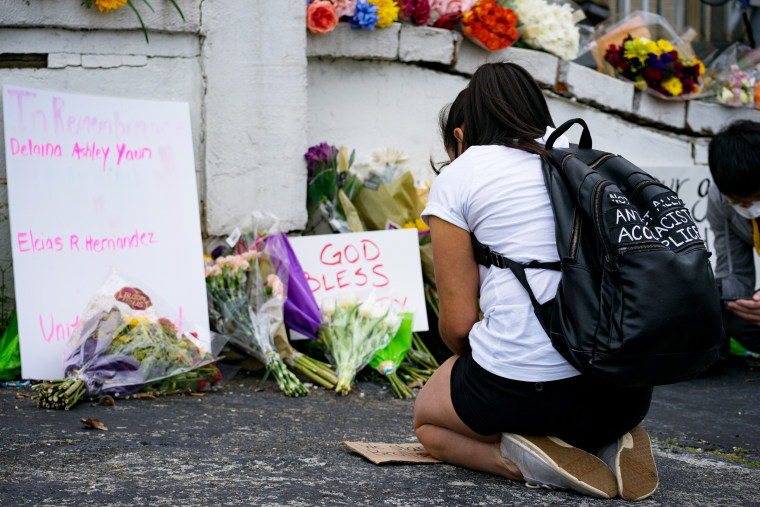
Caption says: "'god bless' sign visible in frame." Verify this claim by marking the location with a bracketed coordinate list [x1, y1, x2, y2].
[288, 229, 429, 332]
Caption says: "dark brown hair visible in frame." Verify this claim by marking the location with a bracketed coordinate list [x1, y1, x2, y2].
[461, 62, 554, 156]
[431, 88, 467, 174]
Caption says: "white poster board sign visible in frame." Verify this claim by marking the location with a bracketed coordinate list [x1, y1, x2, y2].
[3, 86, 209, 379]
[288, 229, 429, 332]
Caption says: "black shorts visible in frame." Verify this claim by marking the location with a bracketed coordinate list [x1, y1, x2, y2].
[450, 352, 653, 453]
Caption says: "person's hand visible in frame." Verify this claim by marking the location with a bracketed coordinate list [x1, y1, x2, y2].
[727, 290, 760, 326]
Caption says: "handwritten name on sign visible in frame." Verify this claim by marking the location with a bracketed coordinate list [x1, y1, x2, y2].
[288, 229, 429, 332]
[3, 85, 209, 379]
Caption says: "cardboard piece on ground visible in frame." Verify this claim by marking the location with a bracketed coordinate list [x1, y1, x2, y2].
[343, 441, 442, 465]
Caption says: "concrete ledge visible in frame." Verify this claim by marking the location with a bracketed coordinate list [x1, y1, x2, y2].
[48, 53, 82, 69]
[0, 0, 199, 31]
[399, 25, 461, 65]
[81, 54, 148, 68]
[0, 29, 201, 57]
[686, 100, 760, 135]
[558, 61, 634, 114]
[307, 23, 400, 60]
[633, 91, 686, 130]
[454, 41, 559, 86]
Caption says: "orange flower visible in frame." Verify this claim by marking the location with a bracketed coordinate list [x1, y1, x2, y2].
[95, 0, 127, 13]
[307, 1, 339, 34]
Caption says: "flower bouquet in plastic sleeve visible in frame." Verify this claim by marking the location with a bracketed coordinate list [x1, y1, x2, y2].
[368, 313, 415, 398]
[511, 0, 590, 61]
[589, 11, 706, 100]
[701, 43, 760, 109]
[205, 244, 308, 397]
[34, 273, 221, 410]
[319, 295, 402, 395]
[460, 0, 519, 51]
[304, 142, 365, 234]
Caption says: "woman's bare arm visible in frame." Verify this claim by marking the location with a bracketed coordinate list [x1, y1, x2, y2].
[428, 215, 480, 355]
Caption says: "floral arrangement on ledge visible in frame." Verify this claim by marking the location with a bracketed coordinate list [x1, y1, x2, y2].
[82, 0, 185, 43]
[305, 0, 589, 57]
[604, 35, 705, 98]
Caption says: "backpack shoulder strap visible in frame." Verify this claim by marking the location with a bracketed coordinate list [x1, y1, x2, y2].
[470, 232, 560, 310]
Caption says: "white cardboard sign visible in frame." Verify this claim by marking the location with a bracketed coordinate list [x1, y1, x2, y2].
[288, 229, 429, 332]
[3, 86, 209, 379]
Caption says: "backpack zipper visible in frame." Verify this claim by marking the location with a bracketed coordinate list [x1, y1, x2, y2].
[589, 153, 615, 169]
[569, 208, 581, 259]
[594, 180, 614, 266]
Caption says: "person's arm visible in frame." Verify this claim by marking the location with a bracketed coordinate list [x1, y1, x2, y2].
[428, 215, 480, 355]
[706, 185, 756, 299]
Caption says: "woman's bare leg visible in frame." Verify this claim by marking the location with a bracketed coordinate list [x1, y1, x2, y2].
[413, 356, 523, 480]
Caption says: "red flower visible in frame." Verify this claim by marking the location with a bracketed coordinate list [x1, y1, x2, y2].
[434, 13, 460, 30]
[644, 67, 662, 81]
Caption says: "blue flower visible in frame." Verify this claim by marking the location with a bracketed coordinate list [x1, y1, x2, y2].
[645, 53, 666, 71]
[660, 52, 674, 64]
[350, 0, 379, 29]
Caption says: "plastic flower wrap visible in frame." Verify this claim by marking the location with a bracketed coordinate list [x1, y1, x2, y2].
[368, 313, 415, 398]
[205, 244, 308, 397]
[460, 0, 519, 52]
[590, 11, 705, 100]
[319, 295, 402, 395]
[511, 0, 587, 60]
[701, 43, 760, 109]
[34, 273, 221, 410]
[304, 142, 365, 233]
[716, 65, 756, 107]
[307, 1, 340, 34]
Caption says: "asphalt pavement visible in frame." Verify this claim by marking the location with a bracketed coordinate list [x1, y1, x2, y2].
[0, 360, 758, 506]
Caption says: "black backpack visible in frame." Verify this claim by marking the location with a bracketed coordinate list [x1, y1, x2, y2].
[471, 118, 724, 387]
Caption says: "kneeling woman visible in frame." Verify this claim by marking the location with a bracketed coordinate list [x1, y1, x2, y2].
[413, 62, 657, 501]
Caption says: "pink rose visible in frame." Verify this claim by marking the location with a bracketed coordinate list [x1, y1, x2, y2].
[333, 0, 357, 17]
[307, 1, 340, 34]
[430, 0, 476, 17]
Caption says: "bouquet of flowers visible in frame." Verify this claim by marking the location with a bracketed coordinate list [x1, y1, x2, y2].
[34, 274, 221, 410]
[603, 35, 704, 98]
[306, 0, 400, 32]
[700, 43, 760, 109]
[319, 296, 402, 395]
[511, 0, 586, 60]
[460, 0, 519, 51]
[591, 11, 705, 100]
[304, 142, 365, 234]
[368, 313, 415, 398]
[205, 247, 308, 397]
[716, 65, 756, 107]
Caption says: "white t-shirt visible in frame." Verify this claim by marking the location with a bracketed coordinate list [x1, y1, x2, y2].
[421, 129, 580, 382]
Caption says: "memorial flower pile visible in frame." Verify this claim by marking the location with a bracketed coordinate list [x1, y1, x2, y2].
[604, 35, 705, 98]
[716, 65, 756, 107]
[460, 0, 519, 52]
[511, 0, 582, 60]
[319, 297, 401, 395]
[34, 276, 220, 410]
[305, 142, 364, 233]
[205, 250, 309, 397]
